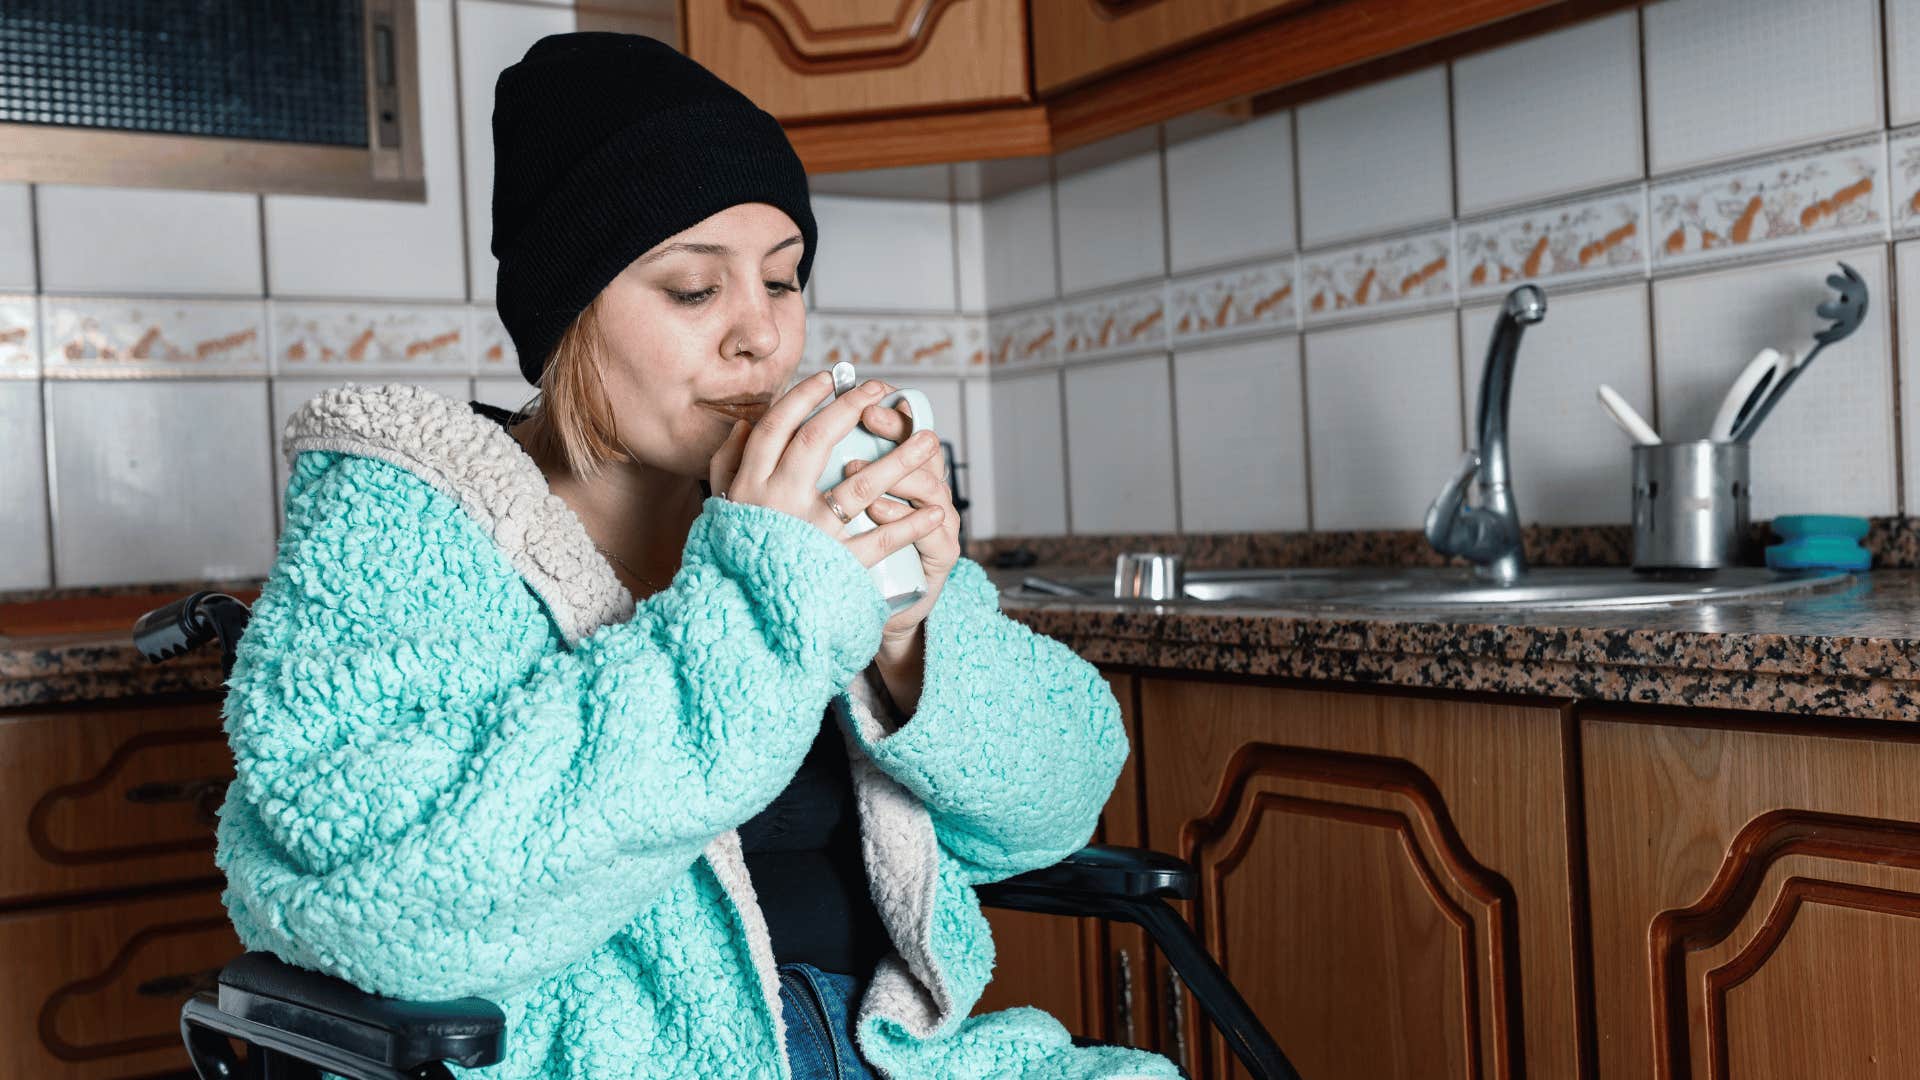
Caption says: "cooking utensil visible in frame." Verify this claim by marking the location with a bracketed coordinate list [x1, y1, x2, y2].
[1732, 261, 1869, 442]
[1709, 347, 1789, 442]
[1597, 383, 1661, 445]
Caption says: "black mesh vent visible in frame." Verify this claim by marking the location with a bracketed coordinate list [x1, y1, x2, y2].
[0, 1, 367, 146]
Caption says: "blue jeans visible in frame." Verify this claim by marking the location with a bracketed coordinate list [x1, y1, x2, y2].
[778, 962, 881, 1080]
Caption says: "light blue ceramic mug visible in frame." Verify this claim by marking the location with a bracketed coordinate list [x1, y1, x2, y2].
[802, 361, 936, 613]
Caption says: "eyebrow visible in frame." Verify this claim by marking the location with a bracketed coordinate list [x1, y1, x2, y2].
[638, 234, 804, 265]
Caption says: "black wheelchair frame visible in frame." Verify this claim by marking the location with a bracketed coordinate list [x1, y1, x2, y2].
[136, 590, 1301, 1080]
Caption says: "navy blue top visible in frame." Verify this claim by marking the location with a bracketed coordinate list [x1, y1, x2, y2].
[736, 706, 891, 977]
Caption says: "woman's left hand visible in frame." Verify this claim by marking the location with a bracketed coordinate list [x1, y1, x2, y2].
[845, 384, 960, 649]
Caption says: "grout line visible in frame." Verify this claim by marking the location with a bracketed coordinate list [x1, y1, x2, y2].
[1634, 4, 1652, 183]
[1155, 124, 1182, 536]
[27, 185, 56, 587]
[256, 195, 271, 297]
[26, 182, 42, 294]
[39, 377, 60, 586]
[1882, 0, 1895, 132]
[1642, 277, 1661, 436]
[1455, 306, 1470, 455]
[1889, 241, 1907, 516]
[1444, 61, 1460, 222]
[948, 179, 965, 316]
[1288, 108, 1305, 259]
[1297, 332, 1315, 532]
[1048, 153, 1073, 536]
[449, 0, 477, 307]
[1164, 350, 1183, 535]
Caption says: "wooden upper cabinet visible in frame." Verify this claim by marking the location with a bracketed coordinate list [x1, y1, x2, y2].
[682, 0, 1030, 122]
[1029, 0, 1311, 95]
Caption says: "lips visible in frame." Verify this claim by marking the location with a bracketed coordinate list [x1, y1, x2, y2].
[700, 399, 772, 425]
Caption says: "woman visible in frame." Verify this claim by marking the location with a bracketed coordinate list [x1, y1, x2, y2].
[214, 30, 1180, 1080]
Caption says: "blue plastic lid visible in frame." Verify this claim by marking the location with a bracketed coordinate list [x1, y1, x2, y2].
[1770, 514, 1870, 541]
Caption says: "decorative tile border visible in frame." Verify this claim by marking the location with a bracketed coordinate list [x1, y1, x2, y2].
[40, 296, 266, 378]
[470, 305, 517, 378]
[1459, 185, 1647, 299]
[1168, 256, 1298, 345]
[804, 313, 982, 374]
[1058, 282, 1169, 362]
[0, 295, 36, 378]
[270, 302, 470, 377]
[1651, 132, 1888, 272]
[1889, 125, 1920, 237]
[1301, 226, 1455, 325]
[988, 303, 1059, 369]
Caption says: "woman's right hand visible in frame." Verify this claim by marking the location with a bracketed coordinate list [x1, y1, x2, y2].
[707, 370, 945, 569]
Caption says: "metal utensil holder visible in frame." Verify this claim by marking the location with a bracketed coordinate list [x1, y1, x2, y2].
[1631, 440, 1750, 570]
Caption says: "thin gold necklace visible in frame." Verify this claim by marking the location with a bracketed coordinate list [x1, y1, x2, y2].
[594, 543, 665, 596]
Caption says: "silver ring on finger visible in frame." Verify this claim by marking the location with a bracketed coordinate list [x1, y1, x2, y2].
[823, 489, 854, 525]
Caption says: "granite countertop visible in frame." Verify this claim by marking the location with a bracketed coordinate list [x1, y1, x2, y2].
[6, 568, 1920, 722]
[984, 564, 1920, 723]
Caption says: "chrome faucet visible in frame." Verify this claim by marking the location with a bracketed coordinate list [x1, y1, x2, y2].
[1424, 284, 1547, 585]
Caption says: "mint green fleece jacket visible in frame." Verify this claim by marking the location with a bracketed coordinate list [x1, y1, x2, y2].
[214, 383, 1180, 1080]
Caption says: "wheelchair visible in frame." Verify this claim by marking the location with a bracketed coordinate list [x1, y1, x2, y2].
[136, 590, 1302, 1080]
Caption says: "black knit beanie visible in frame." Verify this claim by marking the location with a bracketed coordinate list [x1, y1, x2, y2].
[490, 32, 817, 385]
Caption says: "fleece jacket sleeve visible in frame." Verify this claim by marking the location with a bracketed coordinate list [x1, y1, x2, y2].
[216, 453, 888, 1002]
[844, 557, 1129, 883]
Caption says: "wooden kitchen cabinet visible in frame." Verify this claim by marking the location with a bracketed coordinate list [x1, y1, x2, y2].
[1135, 677, 1584, 1080]
[0, 693, 240, 1079]
[682, 0, 1615, 173]
[1582, 710, 1920, 1079]
[0, 699, 232, 907]
[1029, 0, 1311, 95]
[682, 0, 1029, 122]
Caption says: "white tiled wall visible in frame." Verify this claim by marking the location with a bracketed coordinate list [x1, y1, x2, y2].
[1652, 246, 1896, 518]
[1055, 139, 1167, 295]
[1063, 356, 1178, 533]
[1459, 283, 1656, 525]
[1305, 312, 1463, 530]
[1173, 336, 1309, 533]
[264, 0, 467, 301]
[1643, 0, 1882, 174]
[18, 0, 1920, 591]
[1296, 67, 1452, 248]
[1452, 11, 1643, 215]
[966, 0, 1920, 543]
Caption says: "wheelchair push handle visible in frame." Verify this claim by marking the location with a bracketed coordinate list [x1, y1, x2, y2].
[134, 590, 251, 680]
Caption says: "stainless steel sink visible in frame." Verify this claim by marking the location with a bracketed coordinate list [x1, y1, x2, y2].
[1013, 565, 1855, 611]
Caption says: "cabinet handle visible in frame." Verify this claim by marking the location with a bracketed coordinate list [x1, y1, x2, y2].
[137, 967, 222, 998]
[1166, 968, 1190, 1074]
[125, 777, 229, 826]
[1112, 948, 1136, 1047]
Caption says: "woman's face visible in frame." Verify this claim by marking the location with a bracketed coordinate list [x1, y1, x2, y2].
[591, 202, 807, 479]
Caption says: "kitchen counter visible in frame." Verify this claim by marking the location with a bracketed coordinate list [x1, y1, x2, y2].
[6, 568, 1920, 721]
[985, 564, 1920, 722]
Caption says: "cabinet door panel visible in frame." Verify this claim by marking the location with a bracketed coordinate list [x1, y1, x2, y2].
[0, 887, 240, 1079]
[1032, 0, 1312, 94]
[1584, 713, 1920, 1079]
[685, 0, 1028, 122]
[1140, 679, 1578, 1080]
[0, 699, 230, 906]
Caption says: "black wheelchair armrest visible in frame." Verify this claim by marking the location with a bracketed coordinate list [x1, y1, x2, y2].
[198, 951, 505, 1078]
[982, 843, 1195, 903]
[977, 845, 1303, 1080]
